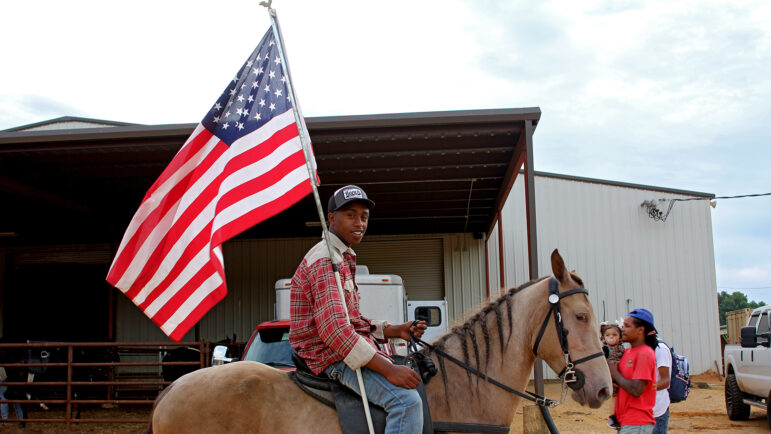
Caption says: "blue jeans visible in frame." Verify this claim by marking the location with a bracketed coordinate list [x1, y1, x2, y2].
[652, 408, 669, 434]
[619, 424, 654, 434]
[0, 385, 25, 421]
[325, 361, 423, 434]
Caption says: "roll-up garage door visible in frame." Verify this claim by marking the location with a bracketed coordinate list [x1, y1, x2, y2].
[354, 238, 444, 300]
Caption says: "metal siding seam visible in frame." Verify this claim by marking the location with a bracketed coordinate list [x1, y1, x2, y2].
[668, 199, 684, 360]
[698, 200, 720, 372]
[459, 235, 468, 318]
[597, 185, 610, 324]
[609, 185, 624, 325]
[629, 188, 646, 325]
[596, 184, 610, 323]
[465, 235, 476, 306]
[492, 223, 500, 294]
[486, 226, 496, 296]
[653, 199, 669, 344]
[616, 187, 634, 324]
[447, 235, 456, 318]
[697, 203, 711, 372]
[704, 203, 721, 372]
[682, 202, 699, 370]
[692, 201, 709, 372]
[460, 235, 471, 314]
[521, 177, 529, 283]
[689, 203, 701, 370]
[690, 201, 707, 372]
[447, 235, 456, 317]
[463, 235, 473, 305]
[473, 236, 484, 304]
[512, 177, 526, 285]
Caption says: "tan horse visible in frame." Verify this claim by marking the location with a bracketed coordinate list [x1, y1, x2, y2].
[149, 250, 611, 433]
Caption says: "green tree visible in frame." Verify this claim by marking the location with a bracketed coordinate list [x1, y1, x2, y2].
[718, 290, 766, 325]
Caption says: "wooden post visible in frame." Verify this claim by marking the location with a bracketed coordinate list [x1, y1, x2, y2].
[523, 405, 549, 434]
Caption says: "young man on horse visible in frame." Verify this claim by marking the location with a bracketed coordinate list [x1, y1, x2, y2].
[289, 185, 428, 434]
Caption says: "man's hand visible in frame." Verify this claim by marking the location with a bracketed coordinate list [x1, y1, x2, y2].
[384, 321, 428, 341]
[384, 364, 421, 389]
[366, 354, 421, 389]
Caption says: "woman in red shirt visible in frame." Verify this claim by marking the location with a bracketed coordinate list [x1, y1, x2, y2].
[609, 309, 658, 433]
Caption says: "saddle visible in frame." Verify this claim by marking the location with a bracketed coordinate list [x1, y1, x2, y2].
[289, 353, 433, 434]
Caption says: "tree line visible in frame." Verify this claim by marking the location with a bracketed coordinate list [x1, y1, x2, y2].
[718, 290, 766, 326]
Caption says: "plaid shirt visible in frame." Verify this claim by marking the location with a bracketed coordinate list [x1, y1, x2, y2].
[289, 233, 389, 375]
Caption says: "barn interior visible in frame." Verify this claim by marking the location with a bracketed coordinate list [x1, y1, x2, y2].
[0, 108, 540, 342]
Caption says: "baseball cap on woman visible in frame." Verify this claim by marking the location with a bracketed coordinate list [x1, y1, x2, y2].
[628, 308, 656, 331]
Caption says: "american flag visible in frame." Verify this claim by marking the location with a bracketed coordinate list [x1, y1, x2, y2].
[107, 29, 315, 341]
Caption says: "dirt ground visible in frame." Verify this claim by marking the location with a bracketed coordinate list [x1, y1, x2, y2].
[0, 372, 767, 433]
[511, 372, 769, 433]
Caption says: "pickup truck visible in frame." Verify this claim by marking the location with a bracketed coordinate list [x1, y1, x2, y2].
[723, 304, 771, 428]
[240, 319, 295, 370]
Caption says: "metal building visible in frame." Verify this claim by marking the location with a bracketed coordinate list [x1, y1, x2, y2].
[0, 109, 538, 344]
[116, 171, 721, 375]
[487, 173, 720, 375]
[0, 110, 720, 375]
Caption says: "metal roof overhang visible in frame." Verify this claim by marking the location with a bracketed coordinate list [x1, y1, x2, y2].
[0, 108, 540, 245]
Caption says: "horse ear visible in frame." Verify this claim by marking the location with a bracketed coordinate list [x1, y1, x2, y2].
[551, 249, 568, 283]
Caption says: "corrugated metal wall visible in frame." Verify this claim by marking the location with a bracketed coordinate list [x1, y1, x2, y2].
[443, 233, 488, 322]
[117, 238, 316, 343]
[487, 174, 720, 374]
[354, 238, 444, 300]
[116, 233, 487, 343]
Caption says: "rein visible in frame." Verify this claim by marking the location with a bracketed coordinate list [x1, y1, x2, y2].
[413, 277, 605, 433]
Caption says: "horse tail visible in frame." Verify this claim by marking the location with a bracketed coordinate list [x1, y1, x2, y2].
[146, 381, 176, 434]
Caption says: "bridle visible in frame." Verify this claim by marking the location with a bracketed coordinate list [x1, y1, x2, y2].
[532, 277, 605, 394]
[412, 276, 605, 433]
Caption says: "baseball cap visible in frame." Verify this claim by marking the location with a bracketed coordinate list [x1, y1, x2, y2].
[327, 185, 375, 213]
[628, 308, 656, 331]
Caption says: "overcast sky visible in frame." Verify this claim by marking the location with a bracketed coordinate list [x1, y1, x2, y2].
[1, 0, 769, 303]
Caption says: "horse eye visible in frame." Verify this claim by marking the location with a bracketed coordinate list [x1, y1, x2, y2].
[576, 313, 588, 322]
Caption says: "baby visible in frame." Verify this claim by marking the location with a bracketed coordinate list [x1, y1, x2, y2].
[600, 322, 624, 430]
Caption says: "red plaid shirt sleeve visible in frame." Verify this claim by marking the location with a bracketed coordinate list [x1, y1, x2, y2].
[289, 242, 389, 375]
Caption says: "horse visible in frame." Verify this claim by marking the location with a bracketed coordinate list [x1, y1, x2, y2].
[147, 249, 612, 433]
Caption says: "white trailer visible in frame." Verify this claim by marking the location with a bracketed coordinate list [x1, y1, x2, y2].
[274, 266, 448, 355]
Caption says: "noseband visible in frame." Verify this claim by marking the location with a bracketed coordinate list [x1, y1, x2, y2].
[532, 277, 605, 390]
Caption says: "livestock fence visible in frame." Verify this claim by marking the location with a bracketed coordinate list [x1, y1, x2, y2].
[0, 340, 243, 428]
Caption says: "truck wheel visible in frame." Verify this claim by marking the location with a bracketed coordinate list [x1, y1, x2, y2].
[725, 373, 750, 420]
[767, 389, 771, 429]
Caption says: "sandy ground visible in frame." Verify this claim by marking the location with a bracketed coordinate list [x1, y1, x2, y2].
[0, 373, 766, 433]
[511, 372, 769, 433]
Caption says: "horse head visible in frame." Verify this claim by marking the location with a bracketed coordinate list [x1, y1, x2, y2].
[532, 249, 612, 408]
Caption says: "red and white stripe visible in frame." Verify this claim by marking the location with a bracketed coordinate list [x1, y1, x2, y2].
[107, 110, 313, 341]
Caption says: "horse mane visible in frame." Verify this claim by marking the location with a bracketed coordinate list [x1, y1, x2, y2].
[430, 276, 548, 352]
[423, 276, 549, 395]
[569, 271, 583, 287]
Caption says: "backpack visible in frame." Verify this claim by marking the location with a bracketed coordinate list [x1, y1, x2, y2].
[658, 340, 690, 403]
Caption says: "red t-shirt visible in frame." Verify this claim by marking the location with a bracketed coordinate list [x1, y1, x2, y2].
[615, 345, 656, 426]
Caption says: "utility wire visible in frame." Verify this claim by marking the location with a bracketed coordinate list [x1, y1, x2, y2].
[719, 286, 771, 290]
[660, 192, 771, 202]
[644, 191, 771, 222]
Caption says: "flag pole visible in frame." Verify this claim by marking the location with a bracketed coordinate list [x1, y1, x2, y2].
[261, 3, 376, 434]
